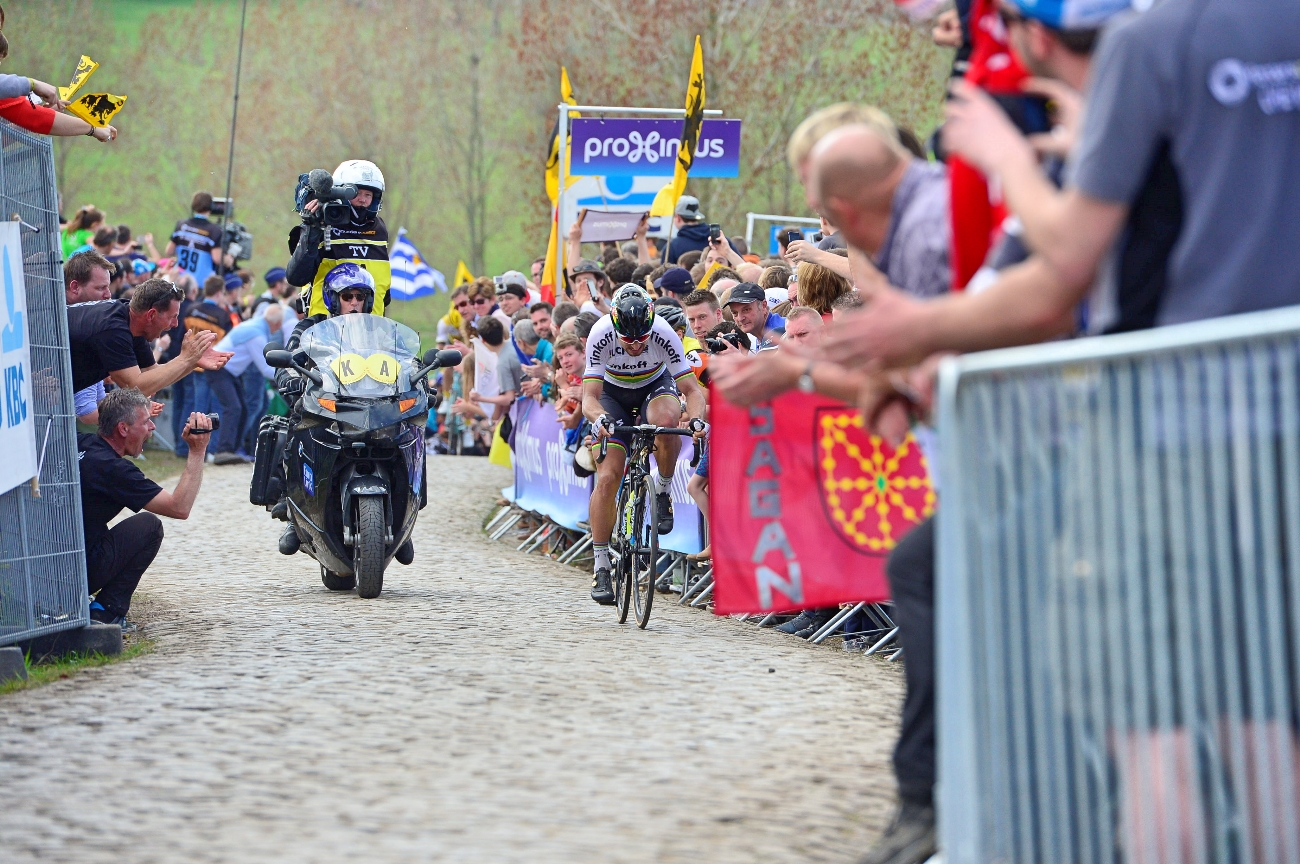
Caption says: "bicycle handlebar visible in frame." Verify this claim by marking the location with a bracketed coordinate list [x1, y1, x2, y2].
[597, 425, 704, 467]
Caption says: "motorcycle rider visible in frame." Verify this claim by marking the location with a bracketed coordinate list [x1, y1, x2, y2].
[269, 263, 381, 555]
[286, 159, 392, 319]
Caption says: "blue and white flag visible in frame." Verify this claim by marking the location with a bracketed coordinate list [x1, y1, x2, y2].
[389, 228, 446, 300]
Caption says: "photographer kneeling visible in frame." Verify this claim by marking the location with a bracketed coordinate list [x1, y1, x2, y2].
[79, 389, 213, 631]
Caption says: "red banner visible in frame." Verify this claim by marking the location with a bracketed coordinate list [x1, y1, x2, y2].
[710, 391, 934, 615]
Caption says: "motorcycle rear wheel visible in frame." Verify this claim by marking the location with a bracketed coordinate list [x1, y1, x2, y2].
[354, 496, 386, 599]
[321, 566, 355, 592]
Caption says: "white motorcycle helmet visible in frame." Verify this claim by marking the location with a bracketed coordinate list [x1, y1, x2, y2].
[333, 159, 385, 214]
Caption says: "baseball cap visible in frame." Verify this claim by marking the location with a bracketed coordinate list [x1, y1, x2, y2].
[131, 258, 156, 275]
[223, 272, 243, 292]
[725, 283, 766, 306]
[764, 286, 789, 308]
[570, 258, 605, 277]
[264, 266, 287, 285]
[653, 267, 695, 295]
[1008, 0, 1133, 28]
[494, 270, 528, 298]
[675, 195, 704, 221]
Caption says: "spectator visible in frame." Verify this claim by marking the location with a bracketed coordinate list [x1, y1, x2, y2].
[513, 318, 552, 364]
[79, 388, 213, 631]
[530, 256, 546, 287]
[551, 301, 580, 332]
[570, 311, 599, 344]
[91, 226, 115, 258]
[466, 316, 520, 425]
[736, 262, 763, 284]
[550, 333, 586, 429]
[221, 272, 245, 328]
[811, 122, 951, 301]
[653, 266, 695, 300]
[567, 259, 612, 316]
[164, 191, 231, 290]
[68, 278, 230, 397]
[683, 289, 724, 342]
[494, 272, 530, 321]
[250, 266, 290, 317]
[630, 262, 655, 288]
[664, 196, 740, 264]
[213, 304, 284, 460]
[677, 249, 704, 271]
[64, 250, 113, 306]
[722, 283, 780, 350]
[438, 285, 473, 345]
[710, 278, 739, 307]
[830, 290, 864, 317]
[702, 266, 742, 295]
[796, 261, 852, 316]
[782, 306, 823, 346]
[759, 263, 793, 291]
[603, 256, 636, 286]
[529, 301, 554, 341]
[61, 205, 104, 260]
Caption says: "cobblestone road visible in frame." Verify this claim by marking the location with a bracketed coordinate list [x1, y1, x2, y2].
[0, 457, 904, 863]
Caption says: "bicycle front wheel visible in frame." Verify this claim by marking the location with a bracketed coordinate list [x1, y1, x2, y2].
[633, 474, 658, 629]
[613, 484, 633, 624]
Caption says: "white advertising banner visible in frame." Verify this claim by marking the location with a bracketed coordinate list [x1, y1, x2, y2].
[0, 222, 37, 495]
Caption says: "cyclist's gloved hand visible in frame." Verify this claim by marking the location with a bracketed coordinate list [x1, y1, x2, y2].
[596, 414, 616, 438]
[687, 418, 707, 436]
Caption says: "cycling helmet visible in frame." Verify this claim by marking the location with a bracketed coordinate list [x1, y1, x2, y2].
[655, 302, 686, 334]
[322, 263, 376, 315]
[610, 284, 655, 340]
[333, 159, 385, 215]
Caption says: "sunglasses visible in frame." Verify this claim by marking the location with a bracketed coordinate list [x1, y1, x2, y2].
[619, 333, 651, 345]
[473, 297, 491, 305]
[454, 299, 471, 310]
[337, 291, 367, 303]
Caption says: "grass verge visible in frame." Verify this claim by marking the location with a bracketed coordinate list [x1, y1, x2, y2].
[1, 639, 155, 696]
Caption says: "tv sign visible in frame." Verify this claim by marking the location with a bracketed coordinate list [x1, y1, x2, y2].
[570, 118, 742, 178]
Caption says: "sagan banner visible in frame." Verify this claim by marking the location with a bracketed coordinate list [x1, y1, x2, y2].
[570, 118, 741, 178]
[709, 391, 934, 615]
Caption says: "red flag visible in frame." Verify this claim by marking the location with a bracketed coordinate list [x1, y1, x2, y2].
[950, 0, 1028, 290]
[710, 390, 934, 615]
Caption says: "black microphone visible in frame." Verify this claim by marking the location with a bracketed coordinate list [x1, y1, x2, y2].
[308, 168, 357, 202]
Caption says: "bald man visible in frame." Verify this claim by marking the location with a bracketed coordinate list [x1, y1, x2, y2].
[810, 123, 950, 300]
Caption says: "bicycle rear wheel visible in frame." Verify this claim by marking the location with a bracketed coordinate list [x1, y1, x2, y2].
[633, 474, 658, 629]
[613, 484, 633, 624]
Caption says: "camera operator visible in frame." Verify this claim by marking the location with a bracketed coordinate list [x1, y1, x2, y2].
[164, 192, 233, 288]
[286, 159, 392, 320]
[68, 278, 233, 398]
[79, 388, 213, 631]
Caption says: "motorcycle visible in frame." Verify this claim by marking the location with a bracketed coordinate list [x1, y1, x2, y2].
[254, 315, 462, 598]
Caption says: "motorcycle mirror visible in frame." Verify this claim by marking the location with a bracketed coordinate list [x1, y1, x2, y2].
[422, 348, 440, 367]
[435, 349, 463, 368]
[264, 349, 294, 369]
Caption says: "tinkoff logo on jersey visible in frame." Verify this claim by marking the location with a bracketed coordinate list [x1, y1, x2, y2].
[1210, 58, 1300, 115]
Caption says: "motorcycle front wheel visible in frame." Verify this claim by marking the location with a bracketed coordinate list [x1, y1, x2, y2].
[354, 496, 386, 599]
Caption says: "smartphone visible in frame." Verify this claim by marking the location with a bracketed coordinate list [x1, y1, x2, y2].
[988, 93, 1052, 136]
[783, 229, 803, 247]
[708, 223, 721, 242]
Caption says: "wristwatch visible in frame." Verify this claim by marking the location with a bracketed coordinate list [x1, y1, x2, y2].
[797, 361, 816, 394]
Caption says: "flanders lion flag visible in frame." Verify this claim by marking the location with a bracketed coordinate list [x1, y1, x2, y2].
[58, 54, 126, 127]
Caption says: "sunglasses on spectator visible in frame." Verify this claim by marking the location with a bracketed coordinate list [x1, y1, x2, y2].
[473, 297, 491, 305]
[454, 299, 471, 310]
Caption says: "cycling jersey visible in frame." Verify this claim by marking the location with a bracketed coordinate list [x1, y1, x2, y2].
[583, 314, 692, 390]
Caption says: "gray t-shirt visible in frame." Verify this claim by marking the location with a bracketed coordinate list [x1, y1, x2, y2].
[496, 346, 523, 396]
[874, 159, 951, 300]
[1072, 0, 1300, 326]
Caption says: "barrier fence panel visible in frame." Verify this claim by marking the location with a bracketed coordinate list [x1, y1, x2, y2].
[0, 121, 87, 646]
[937, 306, 1300, 864]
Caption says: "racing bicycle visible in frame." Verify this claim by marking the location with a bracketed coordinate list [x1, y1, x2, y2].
[599, 424, 702, 628]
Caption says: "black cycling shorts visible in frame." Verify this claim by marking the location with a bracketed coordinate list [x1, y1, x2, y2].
[598, 371, 681, 450]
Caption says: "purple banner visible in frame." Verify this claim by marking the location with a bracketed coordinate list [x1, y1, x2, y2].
[570, 118, 741, 178]
[511, 400, 592, 531]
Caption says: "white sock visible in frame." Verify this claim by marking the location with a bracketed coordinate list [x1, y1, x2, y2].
[593, 544, 611, 571]
[652, 471, 672, 495]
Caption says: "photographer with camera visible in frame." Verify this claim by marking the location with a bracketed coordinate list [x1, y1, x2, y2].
[79, 388, 214, 632]
[286, 160, 391, 321]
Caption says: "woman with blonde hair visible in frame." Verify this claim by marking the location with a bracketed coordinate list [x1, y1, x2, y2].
[795, 260, 851, 316]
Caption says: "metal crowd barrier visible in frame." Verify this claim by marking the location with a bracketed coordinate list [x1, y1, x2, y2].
[0, 121, 87, 645]
[937, 306, 1300, 864]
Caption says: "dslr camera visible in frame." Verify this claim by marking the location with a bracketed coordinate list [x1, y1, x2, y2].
[704, 331, 745, 354]
[294, 168, 359, 228]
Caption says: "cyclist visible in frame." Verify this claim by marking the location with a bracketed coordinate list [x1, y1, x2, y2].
[583, 285, 707, 605]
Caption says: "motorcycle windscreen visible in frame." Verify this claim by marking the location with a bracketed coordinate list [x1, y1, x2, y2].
[299, 315, 422, 398]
